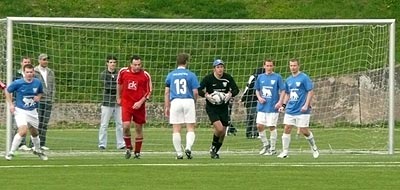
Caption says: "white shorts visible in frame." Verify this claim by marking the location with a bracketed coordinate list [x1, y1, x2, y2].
[14, 107, 39, 129]
[256, 112, 279, 127]
[169, 98, 196, 124]
[283, 113, 310, 128]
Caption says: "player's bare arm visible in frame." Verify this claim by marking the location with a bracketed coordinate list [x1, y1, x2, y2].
[116, 84, 122, 105]
[302, 90, 314, 112]
[133, 97, 146, 110]
[275, 89, 285, 110]
[33, 93, 43, 102]
[278, 93, 289, 112]
[193, 89, 198, 103]
[164, 87, 170, 117]
[256, 90, 266, 104]
[4, 90, 15, 113]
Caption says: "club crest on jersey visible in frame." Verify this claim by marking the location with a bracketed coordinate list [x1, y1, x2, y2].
[222, 82, 227, 87]
[33, 88, 37, 93]
[296, 82, 301, 87]
[271, 80, 276, 85]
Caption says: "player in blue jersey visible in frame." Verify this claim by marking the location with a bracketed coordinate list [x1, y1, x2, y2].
[255, 59, 285, 156]
[4, 64, 48, 160]
[277, 58, 319, 158]
[164, 53, 200, 159]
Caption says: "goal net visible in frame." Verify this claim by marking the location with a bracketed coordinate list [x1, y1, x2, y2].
[0, 18, 396, 157]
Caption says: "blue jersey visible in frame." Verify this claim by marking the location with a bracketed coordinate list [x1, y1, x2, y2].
[165, 67, 199, 101]
[7, 78, 43, 110]
[255, 72, 285, 113]
[284, 72, 313, 115]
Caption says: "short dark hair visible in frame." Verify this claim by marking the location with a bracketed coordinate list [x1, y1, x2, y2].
[21, 56, 31, 61]
[264, 59, 274, 65]
[289, 58, 300, 64]
[177, 53, 190, 66]
[106, 55, 117, 62]
[130, 55, 141, 63]
[23, 63, 34, 71]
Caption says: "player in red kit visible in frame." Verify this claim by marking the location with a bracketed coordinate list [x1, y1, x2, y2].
[117, 55, 152, 159]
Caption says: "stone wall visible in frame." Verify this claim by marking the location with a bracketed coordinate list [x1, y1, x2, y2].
[1, 66, 399, 127]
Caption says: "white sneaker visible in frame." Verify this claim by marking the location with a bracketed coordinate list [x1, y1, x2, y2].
[40, 146, 50, 151]
[312, 145, 319, 158]
[259, 145, 270, 155]
[263, 149, 277, 156]
[277, 151, 288, 158]
[5, 151, 14, 161]
[18, 145, 32, 151]
[33, 150, 48, 161]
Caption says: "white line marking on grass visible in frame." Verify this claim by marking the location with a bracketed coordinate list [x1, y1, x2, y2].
[2, 162, 400, 169]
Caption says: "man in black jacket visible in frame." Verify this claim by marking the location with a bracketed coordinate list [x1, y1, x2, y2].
[241, 67, 265, 139]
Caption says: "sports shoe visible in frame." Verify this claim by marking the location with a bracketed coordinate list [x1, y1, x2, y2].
[210, 147, 219, 159]
[18, 145, 31, 151]
[5, 151, 14, 161]
[99, 146, 106, 151]
[33, 150, 48, 161]
[40, 146, 50, 151]
[118, 146, 126, 150]
[263, 149, 277, 156]
[259, 145, 270, 155]
[176, 155, 184, 160]
[125, 149, 132, 159]
[184, 149, 193, 159]
[277, 151, 288, 158]
[312, 145, 319, 158]
[133, 152, 141, 159]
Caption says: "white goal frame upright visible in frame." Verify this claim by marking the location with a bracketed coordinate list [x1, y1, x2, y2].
[4, 17, 396, 154]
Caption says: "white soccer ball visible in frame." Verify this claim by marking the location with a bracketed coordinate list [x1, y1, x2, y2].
[211, 92, 226, 105]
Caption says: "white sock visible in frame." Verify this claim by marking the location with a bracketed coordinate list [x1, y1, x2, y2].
[282, 133, 291, 152]
[259, 130, 269, 147]
[172, 133, 182, 156]
[10, 133, 23, 152]
[185, 131, 195, 151]
[305, 131, 317, 148]
[31, 136, 41, 151]
[270, 128, 277, 150]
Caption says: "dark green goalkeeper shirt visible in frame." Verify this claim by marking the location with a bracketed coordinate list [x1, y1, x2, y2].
[101, 69, 118, 107]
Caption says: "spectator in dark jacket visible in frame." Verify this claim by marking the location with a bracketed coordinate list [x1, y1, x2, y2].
[241, 67, 265, 139]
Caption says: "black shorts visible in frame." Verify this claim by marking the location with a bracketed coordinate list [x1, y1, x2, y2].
[206, 105, 230, 127]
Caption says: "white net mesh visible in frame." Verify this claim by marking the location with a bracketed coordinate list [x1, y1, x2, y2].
[0, 19, 393, 155]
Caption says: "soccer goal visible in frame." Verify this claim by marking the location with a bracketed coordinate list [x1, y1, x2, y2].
[0, 18, 396, 156]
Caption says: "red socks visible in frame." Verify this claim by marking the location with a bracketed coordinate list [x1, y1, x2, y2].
[134, 137, 143, 153]
[124, 136, 132, 150]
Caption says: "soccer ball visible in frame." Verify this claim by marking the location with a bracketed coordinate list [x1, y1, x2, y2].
[211, 92, 226, 105]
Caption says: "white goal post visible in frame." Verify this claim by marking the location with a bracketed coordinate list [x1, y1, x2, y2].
[1, 17, 396, 155]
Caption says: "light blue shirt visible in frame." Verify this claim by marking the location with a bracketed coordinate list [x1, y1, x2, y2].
[165, 67, 199, 101]
[255, 72, 285, 113]
[7, 78, 43, 110]
[284, 72, 313, 115]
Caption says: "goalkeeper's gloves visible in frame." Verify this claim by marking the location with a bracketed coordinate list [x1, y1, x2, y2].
[224, 92, 232, 104]
[205, 93, 216, 104]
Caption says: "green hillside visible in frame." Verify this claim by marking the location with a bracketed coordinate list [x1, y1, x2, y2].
[0, 0, 400, 59]
[0, 0, 398, 60]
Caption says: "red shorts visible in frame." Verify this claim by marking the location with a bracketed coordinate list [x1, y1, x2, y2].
[121, 105, 146, 124]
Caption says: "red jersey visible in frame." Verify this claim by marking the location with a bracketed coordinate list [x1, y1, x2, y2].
[117, 67, 152, 108]
[0, 80, 6, 90]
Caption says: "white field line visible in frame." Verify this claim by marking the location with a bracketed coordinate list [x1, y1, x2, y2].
[1, 162, 400, 169]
